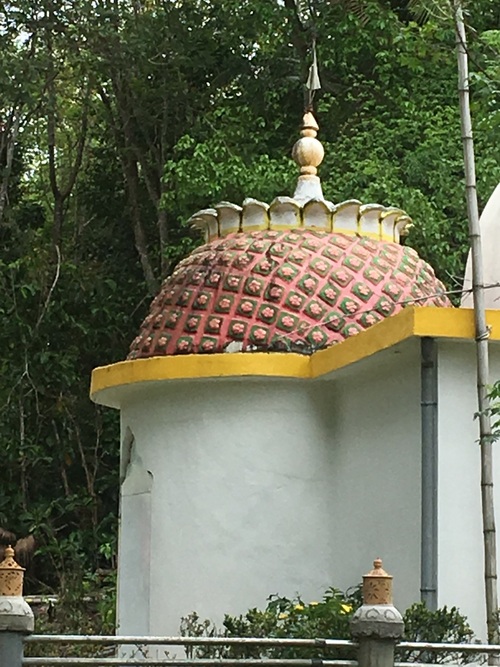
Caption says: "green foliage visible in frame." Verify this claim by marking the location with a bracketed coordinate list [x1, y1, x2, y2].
[401, 602, 477, 663]
[1, 0, 500, 595]
[25, 570, 116, 658]
[180, 588, 360, 660]
[180, 590, 477, 664]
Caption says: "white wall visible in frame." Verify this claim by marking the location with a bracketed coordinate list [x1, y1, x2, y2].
[437, 342, 500, 637]
[116, 340, 422, 636]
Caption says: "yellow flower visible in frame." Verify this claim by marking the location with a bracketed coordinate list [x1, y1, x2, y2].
[278, 612, 288, 620]
[309, 601, 319, 606]
[295, 604, 305, 612]
[340, 604, 352, 614]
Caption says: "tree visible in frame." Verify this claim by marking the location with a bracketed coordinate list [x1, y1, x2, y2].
[1, 0, 499, 594]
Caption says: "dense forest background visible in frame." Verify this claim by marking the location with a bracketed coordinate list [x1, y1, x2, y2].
[1, 0, 500, 595]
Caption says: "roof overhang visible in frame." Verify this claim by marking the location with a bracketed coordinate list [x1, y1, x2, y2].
[91, 307, 500, 408]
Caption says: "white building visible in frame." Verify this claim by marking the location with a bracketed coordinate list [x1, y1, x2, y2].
[91, 113, 500, 638]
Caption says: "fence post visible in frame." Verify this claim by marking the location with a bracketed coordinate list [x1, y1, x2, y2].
[350, 559, 404, 667]
[0, 545, 34, 667]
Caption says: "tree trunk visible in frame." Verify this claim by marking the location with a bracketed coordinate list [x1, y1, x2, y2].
[454, 0, 499, 647]
[0, 112, 21, 225]
[52, 196, 64, 251]
[124, 155, 158, 294]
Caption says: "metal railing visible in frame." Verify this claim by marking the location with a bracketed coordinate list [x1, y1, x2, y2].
[23, 635, 357, 666]
[20, 634, 500, 666]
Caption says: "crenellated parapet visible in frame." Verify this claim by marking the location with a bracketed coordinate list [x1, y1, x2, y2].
[189, 198, 412, 244]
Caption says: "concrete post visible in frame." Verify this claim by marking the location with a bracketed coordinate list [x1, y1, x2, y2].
[350, 559, 404, 667]
[0, 546, 34, 667]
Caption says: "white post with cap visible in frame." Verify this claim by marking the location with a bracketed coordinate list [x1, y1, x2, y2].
[351, 559, 404, 667]
[0, 545, 34, 667]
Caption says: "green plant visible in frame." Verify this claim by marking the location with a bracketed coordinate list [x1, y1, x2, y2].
[181, 586, 360, 660]
[25, 569, 117, 658]
[181, 589, 478, 664]
[401, 602, 478, 664]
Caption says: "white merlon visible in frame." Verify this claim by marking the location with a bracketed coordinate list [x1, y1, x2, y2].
[188, 198, 411, 244]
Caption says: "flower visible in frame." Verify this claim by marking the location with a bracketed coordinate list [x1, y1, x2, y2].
[309, 303, 322, 316]
[247, 279, 261, 293]
[261, 307, 274, 319]
[240, 301, 253, 313]
[253, 327, 267, 341]
[208, 318, 221, 331]
[340, 604, 352, 614]
[303, 278, 316, 291]
[278, 612, 289, 620]
[235, 254, 250, 267]
[309, 601, 319, 606]
[294, 604, 304, 612]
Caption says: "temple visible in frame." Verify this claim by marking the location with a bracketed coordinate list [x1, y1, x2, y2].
[91, 112, 500, 639]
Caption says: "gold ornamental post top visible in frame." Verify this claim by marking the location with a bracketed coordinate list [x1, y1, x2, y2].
[362, 557, 393, 605]
[292, 111, 324, 177]
[0, 545, 26, 596]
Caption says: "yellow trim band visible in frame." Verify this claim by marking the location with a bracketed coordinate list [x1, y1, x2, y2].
[91, 307, 500, 406]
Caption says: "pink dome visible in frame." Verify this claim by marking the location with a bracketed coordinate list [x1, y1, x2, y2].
[128, 228, 451, 359]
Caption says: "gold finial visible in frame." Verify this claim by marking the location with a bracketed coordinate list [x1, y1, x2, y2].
[0, 545, 26, 596]
[292, 111, 324, 177]
[362, 558, 393, 605]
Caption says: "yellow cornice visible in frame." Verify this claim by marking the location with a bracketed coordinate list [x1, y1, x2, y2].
[91, 307, 500, 407]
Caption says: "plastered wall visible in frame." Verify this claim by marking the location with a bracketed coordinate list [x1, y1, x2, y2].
[437, 342, 500, 637]
[116, 341, 421, 636]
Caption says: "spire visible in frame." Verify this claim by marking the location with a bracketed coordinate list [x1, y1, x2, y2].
[292, 111, 324, 202]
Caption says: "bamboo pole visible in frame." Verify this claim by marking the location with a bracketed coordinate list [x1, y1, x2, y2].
[453, 0, 499, 645]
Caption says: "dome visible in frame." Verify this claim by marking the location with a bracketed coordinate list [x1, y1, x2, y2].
[128, 113, 451, 360]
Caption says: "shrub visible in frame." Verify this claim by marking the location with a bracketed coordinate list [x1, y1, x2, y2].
[181, 589, 478, 664]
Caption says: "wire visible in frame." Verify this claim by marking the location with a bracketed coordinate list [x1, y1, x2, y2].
[269, 281, 500, 348]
